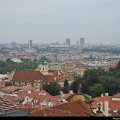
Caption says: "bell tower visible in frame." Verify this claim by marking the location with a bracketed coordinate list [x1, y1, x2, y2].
[36, 60, 49, 75]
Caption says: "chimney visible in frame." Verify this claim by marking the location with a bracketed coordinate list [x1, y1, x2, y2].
[101, 94, 104, 97]
[54, 77, 56, 81]
[60, 91, 65, 99]
[104, 101, 109, 116]
[46, 98, 50, 106]
[60, 91, 63, 95]
[27, 90, 31, 94]
[105, 93, 109, 96]
[69, 90, 74, 94]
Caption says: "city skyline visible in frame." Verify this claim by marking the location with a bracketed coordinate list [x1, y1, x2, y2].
[0, 0, 120, 44]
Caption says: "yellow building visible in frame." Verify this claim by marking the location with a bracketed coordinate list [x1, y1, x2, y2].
[66, 83, 93, 104]
[12, 70, 43, 89]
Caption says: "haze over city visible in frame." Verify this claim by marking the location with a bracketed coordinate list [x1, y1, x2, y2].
[0, 0, 120, 44]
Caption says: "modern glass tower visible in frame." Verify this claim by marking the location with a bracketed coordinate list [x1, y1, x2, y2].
[28, 40, 32, 50]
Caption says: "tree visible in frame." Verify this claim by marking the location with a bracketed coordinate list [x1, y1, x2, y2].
[62, 86, 70, 93]
[6, 58, 14, 64]
[39, 56, 49, 64]
[43, 82, 61, 96]
[62, 80, 69, 93]
[99, 76, 119, 95]
[86, 76, 99, 86]
[81, 81, 90, 94]
[64, 79, 69, 87]
[117, 61, 120, 69]
[82, 68, 105, 86]
[83, 68, 105, 80]
[74, 76, 81, 81]
[5, 82, 12, 87]
[70, 79, 81, 93]
[90, 84, 105, 97]
[106, 67, 117, 76]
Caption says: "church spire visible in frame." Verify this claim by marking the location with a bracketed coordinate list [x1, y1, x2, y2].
[77, 83, 82, 94]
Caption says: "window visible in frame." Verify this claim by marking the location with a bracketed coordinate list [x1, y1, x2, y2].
[31, 83, 33, 87]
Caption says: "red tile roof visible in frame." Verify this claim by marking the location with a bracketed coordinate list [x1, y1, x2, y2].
[0, 83, 4, 87]
[91, 95, 120, 110]
[48, 70, 63, 76]
[31, 108, 75, 116]
[109, 109, 120, 116]
[91, 96, 112, 108]
[18, 90, 52, 100]
[50, 93, 71, 101]
[1, 86, 19, 92]
[109, 101, 120, 109]
[3, 95, 21, 104]
[112, 93, 120, 98]
[43, 75, 73, 83]
[18, 86, 33, 91]
[12, 70, 73, 84]
[12, 70, 43, 82]
[31, 100, 95, 116]
[18, 104, 48, 112]
[43, 75, 55, 83]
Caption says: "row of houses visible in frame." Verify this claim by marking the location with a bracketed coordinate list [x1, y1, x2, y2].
[11, 70, 74, 90]
[91, 93, 120, 116]
[0, 86, 96, 117]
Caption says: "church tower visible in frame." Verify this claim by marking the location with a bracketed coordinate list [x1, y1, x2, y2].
[36, 60, 49, 75]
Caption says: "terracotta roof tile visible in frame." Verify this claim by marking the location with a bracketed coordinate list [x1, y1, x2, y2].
[43, 75, 54, 83]
[91, 96, 112, 108]
[112, 93, 120, 98]
[12, 70, 73, 84]
[31, 109, 75, 116]
[0, 83, 4, 87]
[109, 101, 120, 109]
[12, 70, 43, 82]
[1, 86, 19, 92]
[31, 100, 95, 116]
[91, 95, 120, 110]
[18, 90, 52, 100]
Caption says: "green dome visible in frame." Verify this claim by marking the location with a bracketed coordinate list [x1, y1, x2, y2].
[42, 60, 48, 65]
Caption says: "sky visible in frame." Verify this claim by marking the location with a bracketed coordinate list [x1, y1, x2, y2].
[0, 0, 120, 44]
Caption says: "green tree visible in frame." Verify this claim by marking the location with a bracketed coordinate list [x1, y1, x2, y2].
[106, 68, 117, 76]
[82, 68, 105, 86]
[90, 84, 105, 97]
[43, 82, 61, 96]
[5, 82, 12, 87]
[62, 80, 69, 93]
[81, 81, 90, 94]
[99, 76, 119, 95]
[83, 67, 105, 80]
[64, 79, 69, 87]
[62, 86, 70, 93]
[86, 76, 99, 86]
[117, 61, 120, 69]
[39, 56, 49, 64]
[74, 76, 81, 81]
[70, 79, 81, 93]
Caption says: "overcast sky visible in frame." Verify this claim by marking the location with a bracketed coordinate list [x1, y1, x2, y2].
[0, 0, 120, 44]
